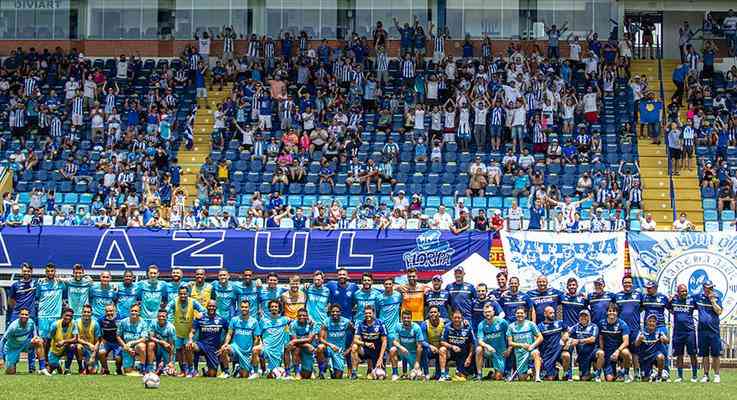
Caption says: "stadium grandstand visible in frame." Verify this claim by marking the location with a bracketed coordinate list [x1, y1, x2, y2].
[0, 0, 737, 386]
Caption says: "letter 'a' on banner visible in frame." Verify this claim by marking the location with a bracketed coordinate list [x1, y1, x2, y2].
[628, 231, 737, 323]
[500, 230, 626, 292]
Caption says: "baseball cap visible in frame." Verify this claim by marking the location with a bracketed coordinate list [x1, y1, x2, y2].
[455, 267, 465, 274]
[645, 313, 658, 321]
[594, 277, 605, 285]
[432, 275, 442, 281]
[703, 280, 715, 288]
[645, 280, 657, 289]
[579, 309, 591, 317]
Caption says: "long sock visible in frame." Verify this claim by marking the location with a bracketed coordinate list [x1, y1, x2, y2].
[691, 365, 698, 377]
[678, 367, 684, 379]
[295, 365, 300, 375]
[182, 363, 189, 373]
[28, 350, 36, 371]
[392, 367, 398, 375]
[222, 366, 229, 374]
[318, 362, 326, 375]
[39, 359, 47, 370]
[624, 367, 630, 376]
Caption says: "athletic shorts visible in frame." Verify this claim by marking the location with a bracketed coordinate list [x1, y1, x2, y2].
[325, 346, 346, 373]
[155, 345, 172, 365]
[448, 348, 471, 375]
[698, 331, 722, 357]
[175, 336, 188, 351]
[101, 341, 122, 359]
[576, 347, 597, 377]
[196, 341, 220, 371]
[640, 351, 664, 378]
[482, 349, 506, 372]
[628, 329, 640, 352]
[511, 126, 524, 140]
[400, 351, 418, 368]
[542, 349, 564, 378]
[672, 331, 697, 356]
[490, 125, 502, 138]
[230, 343, 254, 372]
[358, 344, 380, 366]
[38, 317, 56, 339]
[298, 346, 315, 371]
[3, 339, 32, 367]
[262, 344, 286, 372]
[49, 345, 76, 367]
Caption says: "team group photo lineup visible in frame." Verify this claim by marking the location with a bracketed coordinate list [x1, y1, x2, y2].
[0, 0, 737, 391]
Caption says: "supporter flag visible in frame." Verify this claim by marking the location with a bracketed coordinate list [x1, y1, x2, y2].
[639, 100, 663, 124]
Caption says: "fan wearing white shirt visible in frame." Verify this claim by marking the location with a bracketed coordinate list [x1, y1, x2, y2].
[672, 212, 695, 232]
[638, 211, 657, 231]
[431, 205, 453, 230]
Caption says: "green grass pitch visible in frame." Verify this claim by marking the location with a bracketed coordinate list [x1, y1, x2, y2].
[1, 368, 736, 400]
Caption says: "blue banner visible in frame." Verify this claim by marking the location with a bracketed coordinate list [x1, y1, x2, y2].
[639, 100, 662, 124]
[0, 227, 491, 274]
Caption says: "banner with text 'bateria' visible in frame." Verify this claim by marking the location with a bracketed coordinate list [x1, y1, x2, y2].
[500, 230, 626, 292]
[0, 227, 492, 274]
[628, 231, 737, 322]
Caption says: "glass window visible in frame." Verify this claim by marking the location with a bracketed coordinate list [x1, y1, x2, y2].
[0, 0, 72, 39]
[231, 0, 252, 37]
[142, 0, 157, 38]
[447, 0, 509, 39]
[174, 0, 193, 39]
[320, 0, 338, 39]
[193, 0, 228, 37]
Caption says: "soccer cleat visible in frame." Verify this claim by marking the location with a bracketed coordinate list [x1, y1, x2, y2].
[624, 376, 632, 383]
[391, 374, 400, 381]
[451, 374, 466, 382]
[700, 376, 709, 383]
[713, 375, 720, 384]
[690, 377, 698, 383]
[126, 371, 142, 377]
[437, 376, 449, 382]
[39, 369, 52, 377]
[595, 376, 602, 383]
[350, 373, 358, 380]
[248, 372, 260, 380]
[674, 378, 683, 383]
[219, 372, 230, 379]
[567, 377, 574, 382]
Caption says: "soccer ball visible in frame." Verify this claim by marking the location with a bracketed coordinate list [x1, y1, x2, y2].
[409, 368, 422, 380]
[142, 372, 160, 389]
[272, 367, 286, 378]
[372, 368, 386, 380]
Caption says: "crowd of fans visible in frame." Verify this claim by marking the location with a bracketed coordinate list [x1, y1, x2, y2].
[0, 17, 662, 233]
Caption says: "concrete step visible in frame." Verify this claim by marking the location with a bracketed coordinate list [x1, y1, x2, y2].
[638, 157, 668, 169]
[638, 146, 667, 157]
[641, 177, 670, 189]
[639, 167, 668, 177]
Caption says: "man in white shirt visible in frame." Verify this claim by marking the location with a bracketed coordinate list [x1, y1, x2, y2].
[639, 211, 657, 231]
[548, 194, 592, 226]
[672, 212, 695, 232]
[469, 156, 487, 176]
[568, 36, 581, 61]
[431, 205, 453, 230]
[392, 191, 410, 213]
[507, 201, 523, 231]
